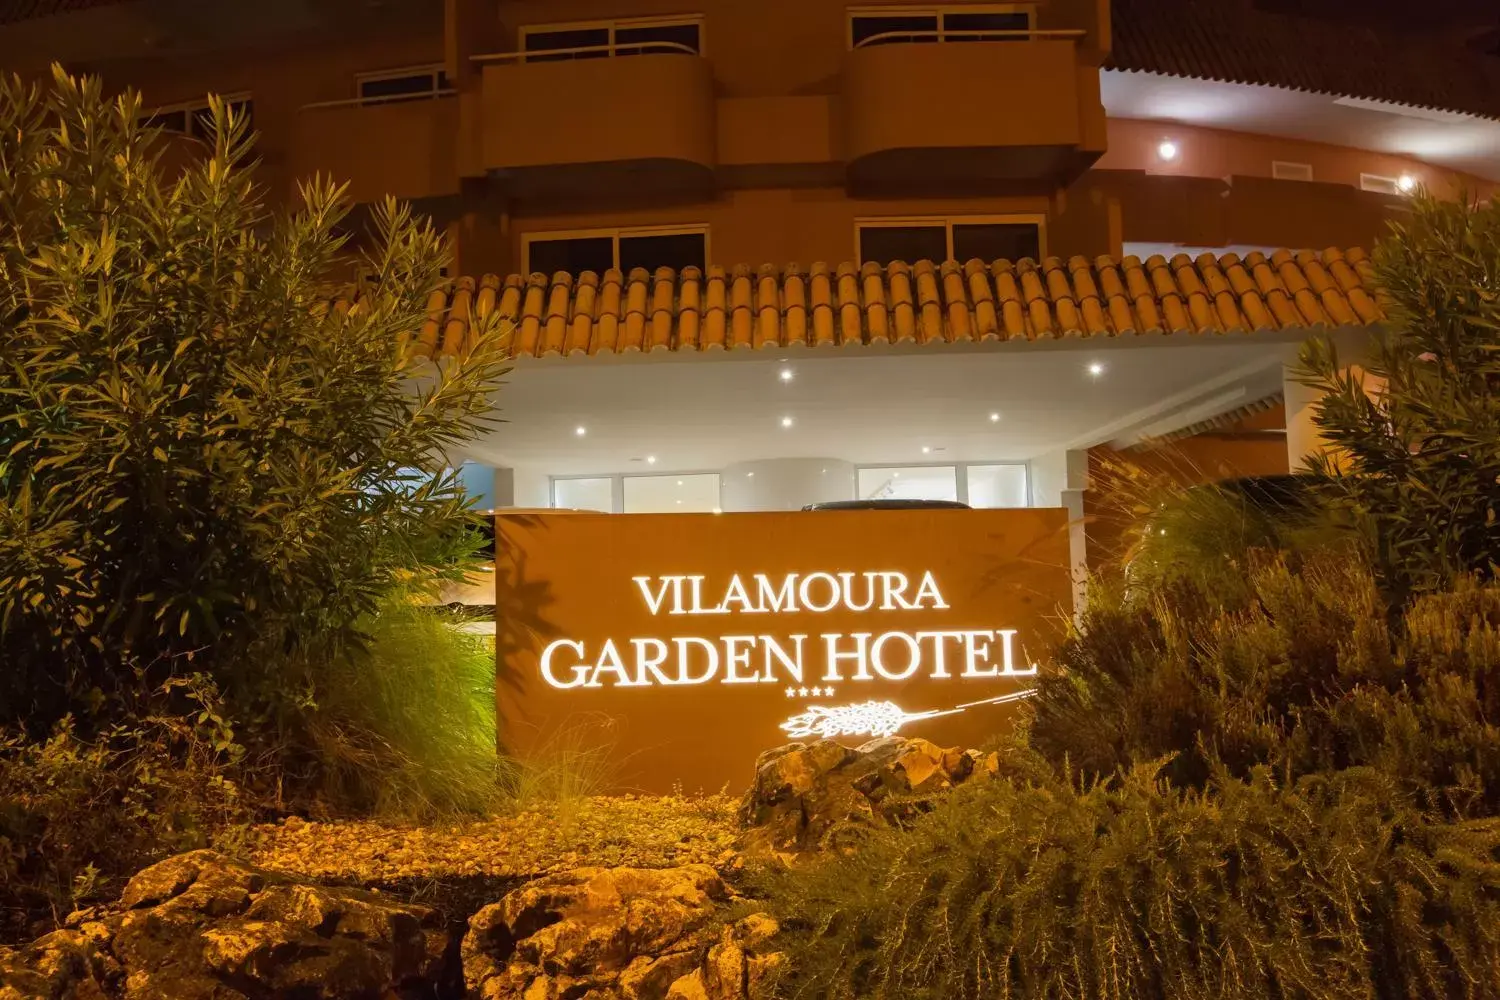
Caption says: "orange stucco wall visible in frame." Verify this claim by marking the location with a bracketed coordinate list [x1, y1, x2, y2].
[36, 0, 1492, 274]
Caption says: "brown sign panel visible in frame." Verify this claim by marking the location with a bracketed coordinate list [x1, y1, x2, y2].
[495, 508, 1071, 793]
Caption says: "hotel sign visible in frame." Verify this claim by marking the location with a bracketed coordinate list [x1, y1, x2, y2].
[495, 507, 1070, 792]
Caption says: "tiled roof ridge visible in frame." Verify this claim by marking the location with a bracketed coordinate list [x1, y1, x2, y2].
[368, 247, 1386, 359]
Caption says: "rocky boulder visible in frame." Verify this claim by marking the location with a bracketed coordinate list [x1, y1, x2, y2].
[0, 850, 449, 999]
[462, 866, 782, 1000]
[738, 736, 999, 853]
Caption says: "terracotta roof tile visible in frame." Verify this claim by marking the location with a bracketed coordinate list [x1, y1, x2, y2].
[355, 249, 1386, 359]
[1109, 0, 1500, 121]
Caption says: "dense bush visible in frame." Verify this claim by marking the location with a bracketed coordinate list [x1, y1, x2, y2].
[768, 765, 1500, 1000]
[0, 677, 250, 940]
[766, 194, 1500, 998]
[0, 69, 508, 805]
[1300, 193, 1500, 605]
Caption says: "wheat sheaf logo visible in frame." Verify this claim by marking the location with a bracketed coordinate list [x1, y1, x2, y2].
[780, 690, 1038, 740]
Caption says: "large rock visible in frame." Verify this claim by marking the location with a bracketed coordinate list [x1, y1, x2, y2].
[462, 866, 781, 1000]
[738, 737, 999, 853]
[0, 850, 448, 999]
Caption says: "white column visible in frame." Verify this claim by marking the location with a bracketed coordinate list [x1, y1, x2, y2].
[720, 458, 857, 512]
[1030, 449, 1090, 611]
[1282, 365, 1326, 474]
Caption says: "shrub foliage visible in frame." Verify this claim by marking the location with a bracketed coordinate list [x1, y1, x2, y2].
[0, 69, 508, 739]
[1300, 193, 1500, 604]
[767, 193, 1500, 998]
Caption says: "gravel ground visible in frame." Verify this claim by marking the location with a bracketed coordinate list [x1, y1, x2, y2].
[249, 794, 742, 884]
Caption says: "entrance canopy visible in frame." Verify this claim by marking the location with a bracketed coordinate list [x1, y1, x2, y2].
[404, 248, 1384, 512]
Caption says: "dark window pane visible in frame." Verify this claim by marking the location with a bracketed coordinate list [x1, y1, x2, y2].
[619, 232, 706, 272]
[527, 236, 614, 276]
[851, 14, 938, 46]
[142, 109, 186, 132]
[523, 26, 610, 60]
[615, 22, 701, 55]
[359, 72, 438, 101]
[952, 223, 1041, 262]
[859, 225, 947, 266]
[942, 11, 1029, 39]
[436, 69, 450, 89]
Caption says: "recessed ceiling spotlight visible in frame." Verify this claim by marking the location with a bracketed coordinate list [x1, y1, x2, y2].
[747, 472, 755, 478]
[1397, 173, 1417, 193]
[646, 455, 657, 465]
[779, 368, 794, 382]
[989, 412, 1001, 423]
[575, 426, 587, 436]
[921, 445, 931, 454]
[1088, 361, 1106, 377]
[1157, 139, 1179, 162]
[676, 499, 682, 504]
[781, 416, 794, 428]
[677, 480, 684, 486]
[712, 506, 723, 514]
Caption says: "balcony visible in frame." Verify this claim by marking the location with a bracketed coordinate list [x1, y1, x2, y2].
[1106, 171, 1409, 250]
[292, 94, 461, 205]
[841, 31, 1106, 193]
[473, 44, 716, 201]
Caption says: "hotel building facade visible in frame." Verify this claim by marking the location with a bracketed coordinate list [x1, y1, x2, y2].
[6, 0, 1499, 573]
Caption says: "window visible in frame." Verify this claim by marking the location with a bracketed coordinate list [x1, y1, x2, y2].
[1360, 173, 1402, 195]
[552, 472, 723, 512]
[524, 226, 709, 275]
[623, 473, 721, 513]
[1272, 160, 1314, 182]
[858, 466, 959, 503]
[356, 65, 449, 103]
[520, 16, 703, 61]
[553, 477, 614, 512]
[849, 6, 1033, 47]
[139, 94, 253, 141]
[856, 216, 1044, 266]
[965, 464, 1028, 508]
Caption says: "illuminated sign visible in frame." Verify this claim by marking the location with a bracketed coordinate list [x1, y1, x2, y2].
[496, 508, 1070, 792]
[538, 570, 1036, 690]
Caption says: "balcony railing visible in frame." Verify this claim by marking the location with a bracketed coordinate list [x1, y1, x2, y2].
[471, 41, 699, 65]
[852, 27, 1087, 47]
[292, 91, 460, 202]
[301, 89, 457, 112]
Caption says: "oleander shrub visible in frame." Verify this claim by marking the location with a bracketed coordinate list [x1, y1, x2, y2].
[1299, 191, 1500, 607]
[0, 68, 509, 809]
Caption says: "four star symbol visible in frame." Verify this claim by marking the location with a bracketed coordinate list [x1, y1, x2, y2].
[784, 686, 838, 698]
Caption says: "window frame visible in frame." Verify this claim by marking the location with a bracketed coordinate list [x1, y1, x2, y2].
[139, 91, 253, 141]
[855, 461, 1031, 507]
[522, 224, 712, 275]
[354, 63, 451, 103]
[846, 4, 1035, 48]
[1360, 172, 1403, 195]
[853, 213, 1047, 266]
[518, 14, 707, 60]
[1271, 160, 1314, 182]
[551, 471, 724, 513]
